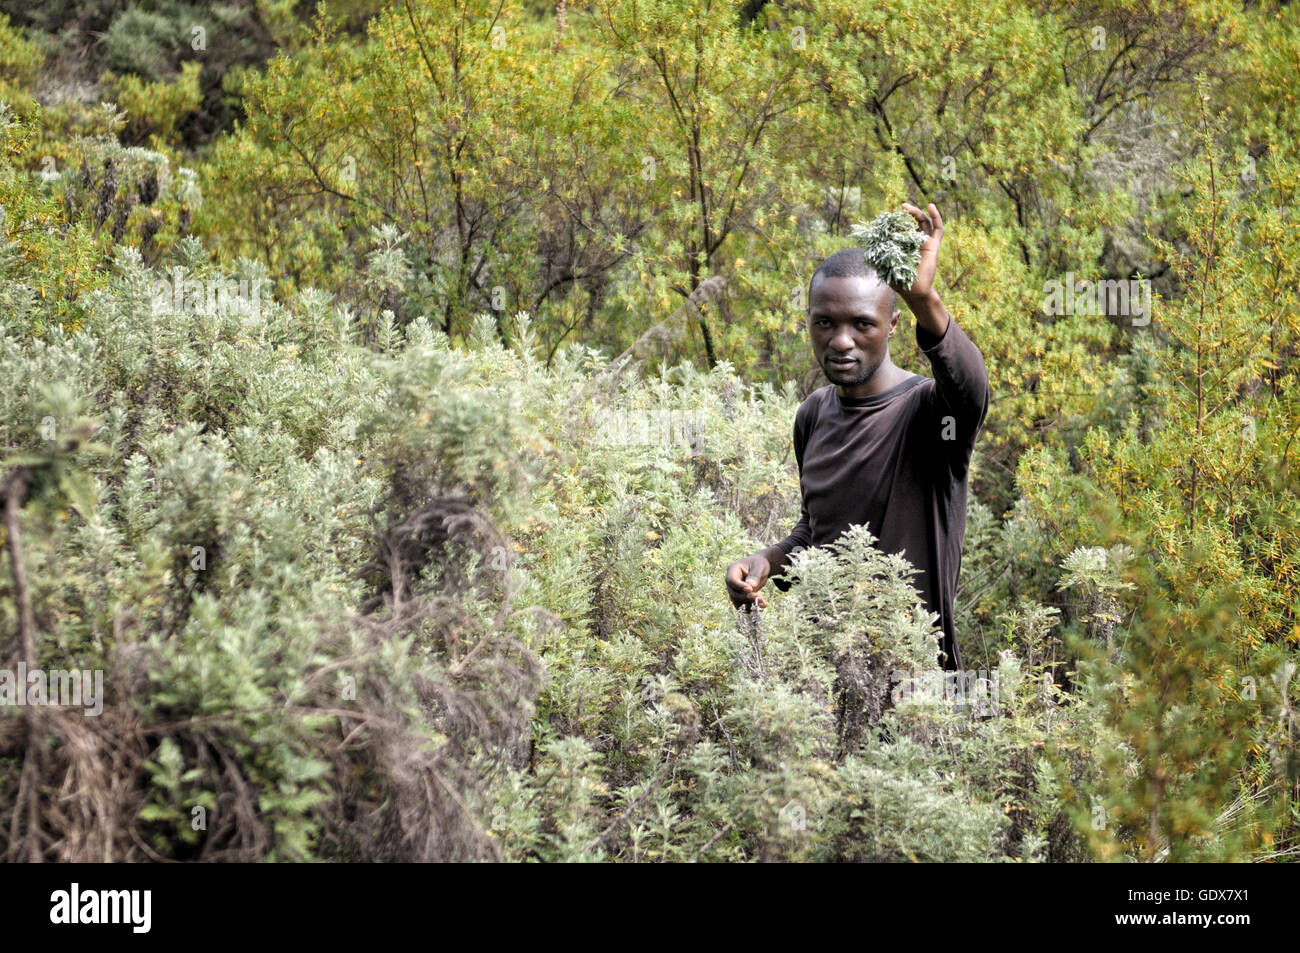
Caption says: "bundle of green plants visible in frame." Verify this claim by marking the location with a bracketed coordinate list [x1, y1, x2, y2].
[850, 210, 925, 289]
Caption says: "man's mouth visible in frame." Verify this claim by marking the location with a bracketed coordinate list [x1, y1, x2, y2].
[827, 357, 857, 368]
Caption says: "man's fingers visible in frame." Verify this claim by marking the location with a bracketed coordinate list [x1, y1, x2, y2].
[900, 201, 941, 236]
[727, 573, 755, 601]
[928, 202, 944, 232]
[728, 558, 770, 610]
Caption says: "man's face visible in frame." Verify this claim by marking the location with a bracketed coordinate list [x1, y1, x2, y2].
[807, 274, 899, 392]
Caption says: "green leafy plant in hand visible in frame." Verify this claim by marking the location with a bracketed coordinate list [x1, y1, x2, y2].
[850, 210, 926, 290]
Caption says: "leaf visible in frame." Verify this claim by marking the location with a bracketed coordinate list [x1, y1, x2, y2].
[138, 804, 178, 822]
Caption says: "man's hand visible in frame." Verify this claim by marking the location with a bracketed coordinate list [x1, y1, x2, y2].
[726, 553, 772, 610]
[893, 202, 944, 302]
[895, 201, 951, 338]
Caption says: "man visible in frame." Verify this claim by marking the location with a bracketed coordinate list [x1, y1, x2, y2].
[725, 203, 989, 672]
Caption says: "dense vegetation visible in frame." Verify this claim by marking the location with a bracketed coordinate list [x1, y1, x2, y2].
[0, 0, 1297, 861]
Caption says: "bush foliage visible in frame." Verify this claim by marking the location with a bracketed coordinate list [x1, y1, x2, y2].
[0, 0, 1296, 862]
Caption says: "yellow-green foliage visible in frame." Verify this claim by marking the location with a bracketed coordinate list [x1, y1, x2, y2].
[0, 14, 41, 117]
[0, 0, 1296, 863]
[103, 61, 203, 148]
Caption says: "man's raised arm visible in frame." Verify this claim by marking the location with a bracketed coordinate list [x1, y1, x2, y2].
[894, 203, 990, 437]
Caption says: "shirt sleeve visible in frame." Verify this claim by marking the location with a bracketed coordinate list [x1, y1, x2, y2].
[916, 317, 990, 451]
[775, 399, 813, 558]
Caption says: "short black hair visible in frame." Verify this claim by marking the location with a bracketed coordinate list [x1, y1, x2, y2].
[808, 248, 897, 314]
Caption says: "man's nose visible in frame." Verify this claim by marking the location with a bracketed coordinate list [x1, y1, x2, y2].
[830, 325, 855, 352]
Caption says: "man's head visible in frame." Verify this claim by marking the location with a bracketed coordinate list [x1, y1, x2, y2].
[807, 248, 900, 392]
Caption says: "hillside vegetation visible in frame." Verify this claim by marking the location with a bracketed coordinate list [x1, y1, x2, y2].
[0, 0, 1297, 861]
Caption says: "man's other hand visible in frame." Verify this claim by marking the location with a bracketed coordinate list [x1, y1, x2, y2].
[726, 554, 772, 610]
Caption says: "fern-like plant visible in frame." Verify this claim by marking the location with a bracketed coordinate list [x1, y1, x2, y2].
[850, 210, 925, 289]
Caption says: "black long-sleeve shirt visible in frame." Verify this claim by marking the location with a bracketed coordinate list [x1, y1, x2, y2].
[774, 317, 990, 672]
